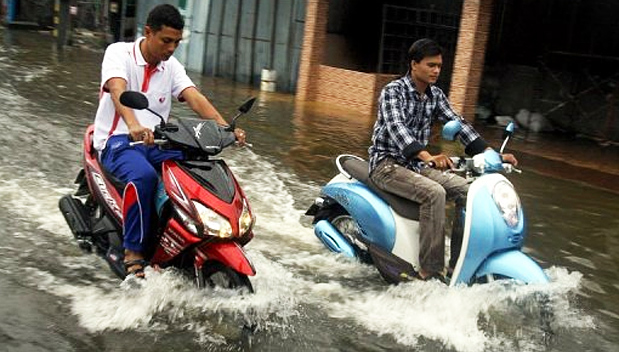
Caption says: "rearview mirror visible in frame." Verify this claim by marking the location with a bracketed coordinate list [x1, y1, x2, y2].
[238, 97, 256, 114]
[503, 121, 516, 139]
[120, 91, 149, 110]
[226, 97, 257, 131]
[119, 90, 166, 127]
[442, 120, 462, 141]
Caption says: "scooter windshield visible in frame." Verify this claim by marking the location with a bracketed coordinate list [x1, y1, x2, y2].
[164, 118, 235, 155]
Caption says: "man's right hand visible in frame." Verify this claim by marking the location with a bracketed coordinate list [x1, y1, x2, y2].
[418, 150, 453, 170]
[428, 154, 454, 170]
[129, 124, 154, 145]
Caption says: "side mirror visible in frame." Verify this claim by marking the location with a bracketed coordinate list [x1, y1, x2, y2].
[119, 90, 166, 127]
[442, 120, 462, 141]
[503, 121, 516, 139]
[499, 121, 516, 153]
[238, 97, 256, 114]
[120, 91, 149, 110]
[226, 97, 257, 131]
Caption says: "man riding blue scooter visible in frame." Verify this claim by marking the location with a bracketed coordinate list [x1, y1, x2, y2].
[367, 38, 517, 282]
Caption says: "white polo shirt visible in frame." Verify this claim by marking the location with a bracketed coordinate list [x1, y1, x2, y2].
[93, 37, 195, 151]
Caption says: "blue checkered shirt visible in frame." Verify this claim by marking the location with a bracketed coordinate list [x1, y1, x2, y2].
[369, 74, 488, 172]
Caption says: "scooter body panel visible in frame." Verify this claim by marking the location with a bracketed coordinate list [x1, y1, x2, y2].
[475, 250, 549, 284]
[451, 173, 529, 286]
[150, 217, 202, 263]
[195, 241, 256, 276]
[314, 219, 357, 257]
[317, 174, 421, 271]
[321, 177, 396, 252]
[82, 126, 123, 224]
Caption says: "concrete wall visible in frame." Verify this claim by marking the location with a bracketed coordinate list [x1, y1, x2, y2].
[203, 0, 305, 92]
[136, 0, 193, 69]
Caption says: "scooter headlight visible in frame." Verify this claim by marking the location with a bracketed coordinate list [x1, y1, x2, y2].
[239, 200, 255, 235]
[193, 201, 233, 238]
[492, 181, 520, 228]
[175, 207, 200, 236]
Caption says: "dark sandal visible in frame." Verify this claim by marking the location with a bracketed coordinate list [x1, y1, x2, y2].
[423, 272, 449, 285]
[415, 271, 449, 285]
[124, 259, 149, 278]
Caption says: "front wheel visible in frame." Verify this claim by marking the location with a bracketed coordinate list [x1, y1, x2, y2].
[471, 273, 510, 284]
[197, 261, 254, 293]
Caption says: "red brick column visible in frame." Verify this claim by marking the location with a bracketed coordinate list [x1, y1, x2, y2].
[449, 0, 494, 121]
[296, 0, 329, 102]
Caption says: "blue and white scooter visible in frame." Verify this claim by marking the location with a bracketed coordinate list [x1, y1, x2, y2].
[305, 121, 549, 286]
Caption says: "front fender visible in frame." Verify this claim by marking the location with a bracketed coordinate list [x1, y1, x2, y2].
[471, 250, 549, 285]
[195, 242, 256, 276]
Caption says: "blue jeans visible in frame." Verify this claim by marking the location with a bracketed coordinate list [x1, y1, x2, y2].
[370, 157, 468, 274]
[100, 135, 183, 253]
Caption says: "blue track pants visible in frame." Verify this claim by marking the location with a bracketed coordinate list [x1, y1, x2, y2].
[100, 134, 183, 252]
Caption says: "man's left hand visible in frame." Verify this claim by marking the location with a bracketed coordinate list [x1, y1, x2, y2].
[234, 128, 247, 146]
[501, 153, 518, 166]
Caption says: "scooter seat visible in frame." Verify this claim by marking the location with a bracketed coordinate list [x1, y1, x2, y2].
[340, 157, 420, 221]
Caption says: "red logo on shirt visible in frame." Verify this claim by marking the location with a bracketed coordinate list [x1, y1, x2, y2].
[159, 96, 166, 103]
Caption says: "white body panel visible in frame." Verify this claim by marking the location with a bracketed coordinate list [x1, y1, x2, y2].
[390, 211, 420, 270]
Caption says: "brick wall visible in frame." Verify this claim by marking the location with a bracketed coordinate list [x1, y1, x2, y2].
[297, 0, 493, 119]
[314, 65, 397, 116]
[296, 0, 328, 102]
[450, 0, 494, 121]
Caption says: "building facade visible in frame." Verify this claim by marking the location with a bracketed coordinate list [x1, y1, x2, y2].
[134, 0, 618, 141]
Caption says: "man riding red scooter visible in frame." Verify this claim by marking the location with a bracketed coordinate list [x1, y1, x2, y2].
[59, 4, 256, 291]
[92, 4, 246, 278]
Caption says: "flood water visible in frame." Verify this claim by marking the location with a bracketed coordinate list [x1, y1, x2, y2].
[1, 28, 618, 352]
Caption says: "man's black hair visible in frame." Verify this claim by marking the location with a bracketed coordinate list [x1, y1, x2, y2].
[406, 38, 443, 67]
[146, 4, 184, 31]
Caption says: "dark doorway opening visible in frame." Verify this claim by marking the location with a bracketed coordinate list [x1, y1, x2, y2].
[482, 0, 619, 141]
[324, 0, 462, 92]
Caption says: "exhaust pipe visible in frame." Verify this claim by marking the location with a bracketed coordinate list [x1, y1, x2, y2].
[58, 195, 93, 251]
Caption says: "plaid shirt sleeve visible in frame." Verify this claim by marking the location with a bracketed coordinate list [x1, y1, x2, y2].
[434, 88, 489, 155]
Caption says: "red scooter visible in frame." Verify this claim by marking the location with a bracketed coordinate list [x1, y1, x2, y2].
[59, 91, 256, 292]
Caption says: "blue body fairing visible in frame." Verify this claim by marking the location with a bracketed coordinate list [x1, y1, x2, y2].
[155, 180, 168, 216]
[476, 250, 549, 284]
[321, 181, 396, 252]
[454, 184, 526, 285]
[314, 220, 357, 257]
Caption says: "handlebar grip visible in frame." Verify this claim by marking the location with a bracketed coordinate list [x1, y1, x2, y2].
[129, 139, 166, 147]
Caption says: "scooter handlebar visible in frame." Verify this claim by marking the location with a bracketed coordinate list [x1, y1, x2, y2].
[129, 139, 167, 147]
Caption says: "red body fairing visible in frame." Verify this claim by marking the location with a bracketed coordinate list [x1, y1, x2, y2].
[195, 242, 256, 276]
[83, 125, 123, 223]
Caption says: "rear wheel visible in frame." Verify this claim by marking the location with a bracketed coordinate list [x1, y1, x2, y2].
[197, 261, 254, 293]
[319, 206, 371, 263]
